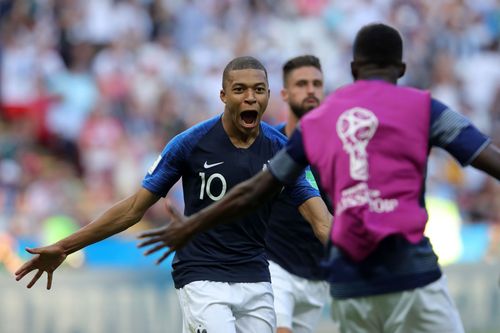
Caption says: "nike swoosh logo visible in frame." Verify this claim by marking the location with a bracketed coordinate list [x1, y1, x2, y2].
[204, 161, 224, 169]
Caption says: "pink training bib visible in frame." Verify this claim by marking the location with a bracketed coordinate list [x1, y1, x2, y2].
[301, 80, 431, 261]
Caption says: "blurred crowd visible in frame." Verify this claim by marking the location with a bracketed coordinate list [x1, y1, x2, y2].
[1, 0, 500, 264]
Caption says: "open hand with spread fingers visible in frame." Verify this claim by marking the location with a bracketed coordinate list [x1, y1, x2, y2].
[137, 200, 194, 264]
[15, 244, 67, 290]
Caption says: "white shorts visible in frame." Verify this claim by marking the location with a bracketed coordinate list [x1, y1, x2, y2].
[269, 260, 329, 333]
[176, 280, 276, 333]
[330, 275, 464, 333]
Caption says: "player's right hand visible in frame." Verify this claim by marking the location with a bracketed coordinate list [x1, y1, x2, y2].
[137, 200, 192, 264]
[15, 244, 67, 290]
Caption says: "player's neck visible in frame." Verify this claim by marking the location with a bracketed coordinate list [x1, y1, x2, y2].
[222, 117, 259, 149]
[228, 132, 258, 148]
[356, 71, 398, 84]
[284, 113, 299, 138]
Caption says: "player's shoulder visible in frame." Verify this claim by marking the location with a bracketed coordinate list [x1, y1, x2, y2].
[430, 97, 450, 114]
[273, 122, 286, 133]
[429, 97, 459, 124]
[261, 121, 288, 145]
[173, 114, 221, 143]
[162, 115, 221, 158]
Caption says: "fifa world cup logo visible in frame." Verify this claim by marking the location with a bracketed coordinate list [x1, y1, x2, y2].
[336, 107, 379, 180]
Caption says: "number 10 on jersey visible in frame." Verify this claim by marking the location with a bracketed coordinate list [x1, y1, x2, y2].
[199, 172, 227, 201]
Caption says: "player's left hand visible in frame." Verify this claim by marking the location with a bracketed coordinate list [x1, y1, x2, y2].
[137, 200, 193, 264]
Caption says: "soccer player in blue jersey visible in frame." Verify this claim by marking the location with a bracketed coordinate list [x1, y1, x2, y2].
[267, 55, 331, 333]
[15, 56, 331, 333]
[141, 25, 500, 333]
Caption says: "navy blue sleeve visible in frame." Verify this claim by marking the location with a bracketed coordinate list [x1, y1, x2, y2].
[142, 116, 218, 196]
[286, 126, 310, 166]
[266, 126, 319, 206]
[142, 133, 189, 197]
[430, 98, 491, 166]
[283, 167, 320, 207]
[268, 126, 310, 185]
[284, 165, 321, 206]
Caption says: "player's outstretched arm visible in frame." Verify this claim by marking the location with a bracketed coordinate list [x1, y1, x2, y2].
[470, 142, 500, 180]
[138, 170, 283, 258]
[15, 188, 160, 289]
[298, 197, 332, 245]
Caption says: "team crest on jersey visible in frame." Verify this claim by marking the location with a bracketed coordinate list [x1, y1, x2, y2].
[148, 155, 162, 175]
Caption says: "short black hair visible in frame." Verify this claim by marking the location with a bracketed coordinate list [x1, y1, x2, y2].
[282, 55, 322, 86]
[222, 56, 268, 89]
[353, 23, 403, 67]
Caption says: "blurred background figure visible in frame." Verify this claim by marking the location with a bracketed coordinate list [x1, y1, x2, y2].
[0, 231, 22, 274]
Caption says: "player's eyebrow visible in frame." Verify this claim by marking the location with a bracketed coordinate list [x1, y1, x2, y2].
[231, 81, 267, 88]
[295, 79, 308, 85]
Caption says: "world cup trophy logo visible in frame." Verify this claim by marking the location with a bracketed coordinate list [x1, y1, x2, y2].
[336, 107, 379, 180]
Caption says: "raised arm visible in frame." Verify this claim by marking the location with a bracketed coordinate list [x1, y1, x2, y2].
[15, 188, 160, 289]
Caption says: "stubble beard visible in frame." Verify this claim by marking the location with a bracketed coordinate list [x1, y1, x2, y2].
[290, 101, 317, 119]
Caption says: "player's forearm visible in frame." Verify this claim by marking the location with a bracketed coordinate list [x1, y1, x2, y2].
[299, 197, 332, 245]
[187, 170, 282, 235]
[56, 192, 154, 255]
[471, 142, 500, 180]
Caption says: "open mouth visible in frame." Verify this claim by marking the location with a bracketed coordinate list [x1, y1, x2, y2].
[240, 110, 259, 128]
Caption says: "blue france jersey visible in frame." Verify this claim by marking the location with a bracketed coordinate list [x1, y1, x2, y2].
[271, 98, 490, 298]
[142, 115, 319, 289]
[265, 123, 327, 280]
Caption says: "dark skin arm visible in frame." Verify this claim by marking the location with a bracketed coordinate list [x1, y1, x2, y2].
[138, 171, 282, 262]
[15, 188, 160, 289]
[470, 143, 500, 180]
[137, 143, 500, 263]
[138, 170, 332, 263]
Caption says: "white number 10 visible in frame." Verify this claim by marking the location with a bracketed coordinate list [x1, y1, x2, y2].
[199, 172, 227, 201]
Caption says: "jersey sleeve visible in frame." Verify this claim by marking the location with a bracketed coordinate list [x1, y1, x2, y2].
[268, 126, 319, 206]
[281, 167, 321, 207]
[430, 98, 491, 166]
[142, 133, 189, 197]
[268, 126, 310, 184]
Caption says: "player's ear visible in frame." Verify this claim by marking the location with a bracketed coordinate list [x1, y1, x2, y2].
[351, 61, 358, 80]
[397, 62, 406, 78]
[280, 88, 289, 103]
[220, 89, 226, 103]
